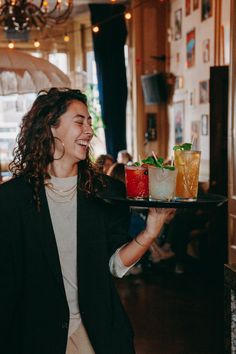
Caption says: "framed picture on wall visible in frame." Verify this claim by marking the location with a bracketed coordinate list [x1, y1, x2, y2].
[173, 101, 184, 144]
[185, 0, 191, 16]
[191, 120, 200, 150]
[186, 29, 196, 68]
[201, 0, 213, 21]
[176, 52, 180, 64]
[201, 114, 209, 135]
[202, 39, 210, 63]
[199, 80, 209, 103]
[189, 91, 195, 106]
[174, 9, 182, 40]
[175, 76, 184, 90]
[193, 0, 199, 10]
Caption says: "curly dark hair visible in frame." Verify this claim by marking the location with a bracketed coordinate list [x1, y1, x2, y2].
[9, 87, 99, 209]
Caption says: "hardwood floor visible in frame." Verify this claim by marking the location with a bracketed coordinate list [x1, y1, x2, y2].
[115, 260, 223, 354]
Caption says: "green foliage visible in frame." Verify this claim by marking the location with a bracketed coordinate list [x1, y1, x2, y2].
[85, 83, 105, 136]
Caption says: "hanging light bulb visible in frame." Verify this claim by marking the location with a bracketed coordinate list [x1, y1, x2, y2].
[63, 33, 70, 42]
[92, 25, 99, 33]
[0, 0, 73, 32]
[125, 11, 132, 20]
[34, 39, 40, 48]
[110, 0, 117, 2]
[8, 40, 14, 49]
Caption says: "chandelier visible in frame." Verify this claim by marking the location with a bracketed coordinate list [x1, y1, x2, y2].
[0, 0, 73, 32]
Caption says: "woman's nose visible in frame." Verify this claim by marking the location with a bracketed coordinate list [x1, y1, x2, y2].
[84, 124, 93, 135]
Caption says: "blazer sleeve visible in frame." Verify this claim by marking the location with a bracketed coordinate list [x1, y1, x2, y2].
[106, 202, 131, 258]
[96, 175, 131, 258]
[0, 184, 21, 337]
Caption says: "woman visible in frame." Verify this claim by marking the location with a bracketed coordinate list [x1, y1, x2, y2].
[0, 88, 174, 354]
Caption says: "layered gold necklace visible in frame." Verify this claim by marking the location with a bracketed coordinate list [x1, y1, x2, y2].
[45, 181, 77, 203]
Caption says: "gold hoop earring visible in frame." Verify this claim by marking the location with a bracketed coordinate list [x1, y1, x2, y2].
[53, 137, 65, 160]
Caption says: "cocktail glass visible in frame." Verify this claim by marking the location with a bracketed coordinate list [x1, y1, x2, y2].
[148, 166, 177, 201]
[174, 150, 201, 201]
[125, 165, 149, 199]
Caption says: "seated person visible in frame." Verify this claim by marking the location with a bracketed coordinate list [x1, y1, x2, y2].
[95, 154, 115, 174]
[117, 150, 133, 165]
[157, 182, 210, 274]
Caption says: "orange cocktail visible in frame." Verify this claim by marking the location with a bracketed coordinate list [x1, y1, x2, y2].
[174, 150, 201, 200]
[125, 165, 149, 199]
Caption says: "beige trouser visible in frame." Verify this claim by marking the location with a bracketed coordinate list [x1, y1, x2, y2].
[66, 324, 95, 354]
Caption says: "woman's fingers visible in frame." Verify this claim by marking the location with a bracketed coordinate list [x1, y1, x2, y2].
[148, 207, 176, 215]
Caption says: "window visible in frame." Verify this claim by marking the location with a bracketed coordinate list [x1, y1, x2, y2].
[48, 53, 69, 74]
[86, 51, 106, 158]
[0, 94, 36, 177]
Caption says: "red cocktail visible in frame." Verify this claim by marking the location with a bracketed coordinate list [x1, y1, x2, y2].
[125, 165, 149, 199]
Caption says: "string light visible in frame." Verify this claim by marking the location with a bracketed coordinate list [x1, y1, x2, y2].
[92, 25, 99, 33]
[34, 39, 40, 48]
[63, 33, 70, 42]
[3, 0, 153, 47]
[8, 41, 14, 49]
[124, 11, 132, 20]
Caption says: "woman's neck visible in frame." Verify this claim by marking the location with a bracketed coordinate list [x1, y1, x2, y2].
[48, 161, 78, 178]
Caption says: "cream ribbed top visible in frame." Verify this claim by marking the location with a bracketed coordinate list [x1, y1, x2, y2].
[45, 175, 133, 337]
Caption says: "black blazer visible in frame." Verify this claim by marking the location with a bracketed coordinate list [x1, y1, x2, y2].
[0, 175, 135, 354]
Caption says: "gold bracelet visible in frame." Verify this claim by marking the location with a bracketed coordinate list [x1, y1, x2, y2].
[134, 237, 146, 247]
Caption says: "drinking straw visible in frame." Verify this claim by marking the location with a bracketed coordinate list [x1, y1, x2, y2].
[191, 136, 195, 150]
[139, 154, 142, 165]
[171, 155, 174, 166]
[152, 150, 158, 163]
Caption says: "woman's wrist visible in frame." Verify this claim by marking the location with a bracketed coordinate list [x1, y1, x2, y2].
[134, 230, 156, 247]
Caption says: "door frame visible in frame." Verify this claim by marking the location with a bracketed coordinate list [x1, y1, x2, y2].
[228, 0, 236, 263]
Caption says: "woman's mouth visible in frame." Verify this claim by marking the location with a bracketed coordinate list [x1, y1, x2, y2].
[76, 139, 90, 148]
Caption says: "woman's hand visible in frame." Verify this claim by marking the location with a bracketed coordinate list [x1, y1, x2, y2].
[145, 208, 176, 240]
[118, 208, 176, 267]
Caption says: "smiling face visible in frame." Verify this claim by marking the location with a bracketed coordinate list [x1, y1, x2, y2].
[51, 100, 93, 166]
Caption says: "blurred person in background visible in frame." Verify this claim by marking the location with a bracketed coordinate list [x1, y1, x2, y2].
[117, 150, 133, 165]
[95, 153, 115, 174]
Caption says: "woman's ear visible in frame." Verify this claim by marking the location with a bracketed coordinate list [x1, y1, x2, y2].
[51, 126, 57, 136]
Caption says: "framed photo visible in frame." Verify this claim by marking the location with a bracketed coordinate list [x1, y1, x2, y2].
[185, 0, 191, 16]
[189, 91, 195, 106]
[186, 29, 196, 68]
[173, 101, 184, 144]
[193, 0, 199, 10]
[201, 114, 209, 135]
[174, 9, 182, 40]
[199, 80, 209, 104]
[176, 52, 180, 64]
[202, 39, 210, 63]
[191, 120, 200, 150]
[175, 76, 184, 90]
[201, 0, 213, 21]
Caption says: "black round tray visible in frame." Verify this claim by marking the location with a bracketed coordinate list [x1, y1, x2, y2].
[101, 193, 227, 209]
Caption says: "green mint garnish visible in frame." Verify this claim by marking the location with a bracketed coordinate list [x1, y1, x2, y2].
[163, 165, 176, 171]
[173, 143, 192, 151]
[141, 156, 175, 170]
[132, 162, 141, 166]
